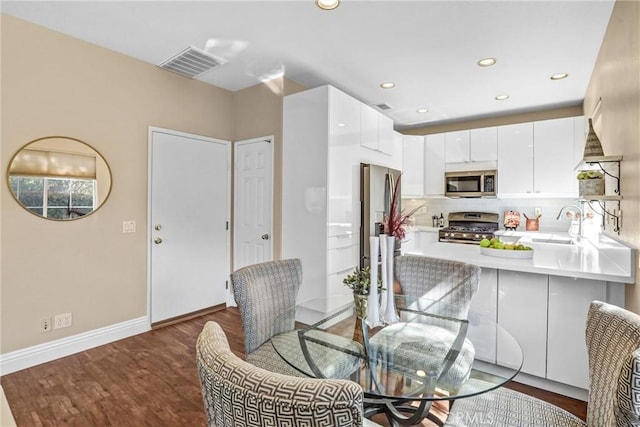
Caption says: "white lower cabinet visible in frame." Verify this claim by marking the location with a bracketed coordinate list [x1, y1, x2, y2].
[469, 268, 498, 363]
[497, 270, 548, 378]
[547, 276, 606, 389]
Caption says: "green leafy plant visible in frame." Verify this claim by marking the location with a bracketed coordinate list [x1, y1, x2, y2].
[577, 170, 604, 180]
[343, 266, 384, 295]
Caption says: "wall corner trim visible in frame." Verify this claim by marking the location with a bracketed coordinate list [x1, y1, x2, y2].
[0, 317, 149, 376]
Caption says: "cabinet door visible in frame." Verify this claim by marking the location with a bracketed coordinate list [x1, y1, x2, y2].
[424, 133, 445, 196]
[547, 276, 606, 390]
[328, 88, 361, 236]
[470, 127, 498, 161]
[534, 117, 577, 195]
[470, 267, 498, 363]
[445, 130, 470, 163]
[573, 116, 587, 172]
[497, 123, 534, 195]
[360, 104, 379, 151]
[378, 114, 394, 156]
[402, 135, 424, 197]
[497, 270, 547, 377]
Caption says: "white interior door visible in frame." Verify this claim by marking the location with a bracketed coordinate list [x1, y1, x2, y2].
[149, 127, 230, 324]
[233, 137, 273, 271]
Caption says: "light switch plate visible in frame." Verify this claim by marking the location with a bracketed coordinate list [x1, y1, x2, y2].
[122, 220, 136, 233]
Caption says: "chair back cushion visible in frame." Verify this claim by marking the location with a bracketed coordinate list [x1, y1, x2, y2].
[394, 255, 480, 317]
[586, 301, 640, 425]
[196, 321, 365, 427]
[231, 259, 302, 354]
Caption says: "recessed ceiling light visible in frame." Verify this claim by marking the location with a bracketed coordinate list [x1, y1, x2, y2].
[337, 123, 346, 127]
[380, 82, 395, 89]
[316, 0, 340, 10]
[495, 94, 510, 101]
[550, 73, 569, 80]
[477, 57, 497, 67]
[416, 108, 429, 113]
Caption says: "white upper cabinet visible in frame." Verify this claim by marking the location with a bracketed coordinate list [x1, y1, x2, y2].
[445, 130, 470, 163]
[360, 103, 379, 151]
[533, 117, 578, 196]
[470, 127, 498, 162]
[360, 104, 393, 156]
[425, 133, 446, 196]
[378, 114, 394, 156]
[498, 122, 534, 195]
[401, 135, 425, 197]
[445, 128, 497, 164]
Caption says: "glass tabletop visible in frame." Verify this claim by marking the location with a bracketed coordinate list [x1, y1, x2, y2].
[270, 294, 523, 403]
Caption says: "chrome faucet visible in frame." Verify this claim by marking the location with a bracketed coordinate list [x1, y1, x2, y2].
[556, 204, 584, 238]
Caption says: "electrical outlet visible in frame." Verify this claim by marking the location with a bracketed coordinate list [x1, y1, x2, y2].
[122, 220, 136, 233]
[54, 313, 72, 329]
[534, 207, 542, 217]
[40, 318, 52, 333]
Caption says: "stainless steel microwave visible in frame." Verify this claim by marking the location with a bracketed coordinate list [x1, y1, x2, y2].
[445, 170, 497, 198]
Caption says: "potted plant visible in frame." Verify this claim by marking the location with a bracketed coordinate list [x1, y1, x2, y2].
[343, 266, 384, 319]
[577, 170, 605, 196]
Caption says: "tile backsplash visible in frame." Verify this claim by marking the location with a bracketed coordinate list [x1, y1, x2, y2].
[403, 197, 603, 233]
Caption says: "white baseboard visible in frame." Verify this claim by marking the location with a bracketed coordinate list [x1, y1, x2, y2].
[0, 317, 149, 376]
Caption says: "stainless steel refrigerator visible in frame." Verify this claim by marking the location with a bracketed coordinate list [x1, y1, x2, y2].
[360, 163, 401, 268]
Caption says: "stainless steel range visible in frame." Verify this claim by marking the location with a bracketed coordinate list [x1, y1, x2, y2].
[438, 212, 500, 244]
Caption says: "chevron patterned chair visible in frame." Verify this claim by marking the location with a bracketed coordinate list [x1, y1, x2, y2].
[231, 258, 307, 376]
[197, 321, 382, 427]
[444, 300, 640, 426]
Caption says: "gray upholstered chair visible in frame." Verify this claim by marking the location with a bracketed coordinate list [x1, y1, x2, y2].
[196, 321, 382, 427]
[444, 300, 640, 426]
[368, 256, 481, 395]
[231, 258, 305, 376]
[394, 255, 481, 318]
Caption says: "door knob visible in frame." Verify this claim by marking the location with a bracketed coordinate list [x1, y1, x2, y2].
[154, 237, 163, 244]
[261, 234, 270, 240]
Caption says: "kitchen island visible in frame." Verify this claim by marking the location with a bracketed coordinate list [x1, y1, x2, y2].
[402, 230, 635, 401]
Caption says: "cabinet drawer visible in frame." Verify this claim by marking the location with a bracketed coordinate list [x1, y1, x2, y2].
[328, 233, 358, 250]
[327, 244, 359, 274]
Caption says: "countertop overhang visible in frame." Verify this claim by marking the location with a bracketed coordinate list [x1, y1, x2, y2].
[405, 231, 636, 284]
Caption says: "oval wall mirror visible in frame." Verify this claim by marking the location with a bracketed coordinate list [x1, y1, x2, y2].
[6, 136, 112, 220]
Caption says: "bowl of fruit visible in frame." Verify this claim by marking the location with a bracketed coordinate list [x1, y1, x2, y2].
[479, 237, 533, 259]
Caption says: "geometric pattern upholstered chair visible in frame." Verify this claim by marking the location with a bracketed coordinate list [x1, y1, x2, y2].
[367, 256, 482, 396]
[196, 321, 382, 427]
[394, 255, 481, 319]
[230, 258, 306, 376]
[444, 300, 640, 426]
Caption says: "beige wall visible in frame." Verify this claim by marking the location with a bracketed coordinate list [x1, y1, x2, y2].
[1, 14, 234, 353]
[583, 0, 640, 313]
[231, 78, 306, 260]
[402, 105, 584, 135]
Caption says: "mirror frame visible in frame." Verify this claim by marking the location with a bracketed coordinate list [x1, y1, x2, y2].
[6, 136, 113, 221]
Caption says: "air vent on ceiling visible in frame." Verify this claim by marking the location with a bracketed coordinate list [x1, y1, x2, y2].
[376, 103, 392, 110]
[158, 46, 227, 79]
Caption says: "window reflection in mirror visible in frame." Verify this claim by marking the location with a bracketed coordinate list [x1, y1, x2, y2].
[6, 137, 112, 220]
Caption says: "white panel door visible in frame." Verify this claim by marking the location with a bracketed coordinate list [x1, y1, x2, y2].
[497, 270, 548, 377]
[234, 137, 273, 271]
[445, 130, 470, 163]
[470, 127, 498, 162]
[149, 128, 230, 323]
[402, 135, 424, 197]
[469, 267, 498, 363]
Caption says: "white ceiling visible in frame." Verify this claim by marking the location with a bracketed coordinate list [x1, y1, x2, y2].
[1, 0, 615, 130]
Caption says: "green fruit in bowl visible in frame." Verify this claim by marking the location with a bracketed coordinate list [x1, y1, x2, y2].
[493, 242, 504, 250]
[479, 238, 491, 248]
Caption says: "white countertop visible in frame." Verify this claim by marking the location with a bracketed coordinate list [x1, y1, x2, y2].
[405, 232, 636, 284]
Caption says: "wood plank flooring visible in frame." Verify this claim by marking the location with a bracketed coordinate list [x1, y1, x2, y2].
[1, 308, 587, 426]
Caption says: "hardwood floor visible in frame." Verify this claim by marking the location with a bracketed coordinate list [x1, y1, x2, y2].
[1, 308, 587, 426]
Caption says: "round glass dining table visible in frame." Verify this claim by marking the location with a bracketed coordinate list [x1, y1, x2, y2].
[270, 294, 523, 426]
